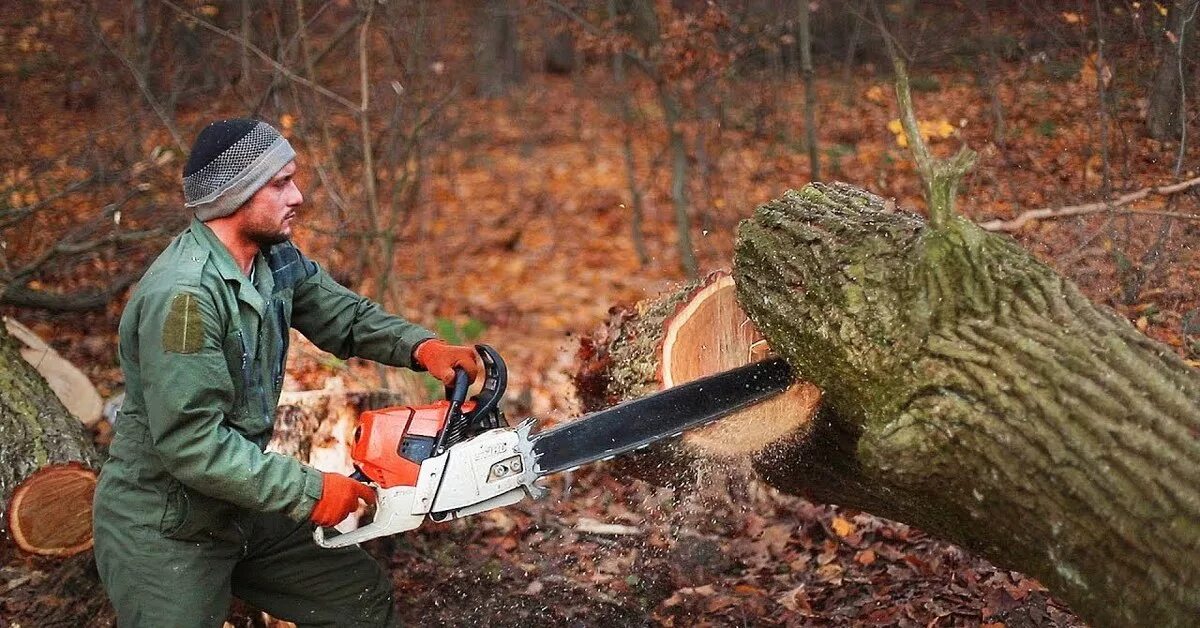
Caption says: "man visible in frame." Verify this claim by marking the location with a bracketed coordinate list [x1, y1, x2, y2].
[93, 118, 481, 627]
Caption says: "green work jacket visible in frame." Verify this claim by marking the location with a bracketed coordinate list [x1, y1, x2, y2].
[99, 218, 434, 542]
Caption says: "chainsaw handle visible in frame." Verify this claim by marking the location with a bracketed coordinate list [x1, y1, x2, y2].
[434, 367, 471, 455]
[434, 346, 506, 455]
[444, 367, 471, 406]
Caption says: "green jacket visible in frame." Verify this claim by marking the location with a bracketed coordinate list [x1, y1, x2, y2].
[100, 219, 434, 540]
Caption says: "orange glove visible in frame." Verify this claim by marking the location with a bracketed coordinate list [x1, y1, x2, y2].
[310, 472, 376, 527]
[413, 339, 482, 386]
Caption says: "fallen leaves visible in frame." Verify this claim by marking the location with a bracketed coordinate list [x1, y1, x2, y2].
[887, 118, 957, 147]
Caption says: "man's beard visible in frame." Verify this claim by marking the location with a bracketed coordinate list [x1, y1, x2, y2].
[247, 223, 290, 248]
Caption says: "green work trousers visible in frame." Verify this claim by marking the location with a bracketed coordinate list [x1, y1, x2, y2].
[93, 482, 396, 628]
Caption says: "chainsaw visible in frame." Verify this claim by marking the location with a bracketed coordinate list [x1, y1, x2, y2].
[314, 345, 793, 548]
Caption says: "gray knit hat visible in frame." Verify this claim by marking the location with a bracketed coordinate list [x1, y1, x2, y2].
[182, 118, 296, 221]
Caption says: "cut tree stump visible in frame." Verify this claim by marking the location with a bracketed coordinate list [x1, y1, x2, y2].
[7, 463, 97, 556]
[0, 322, 99, 548]
[728, 183, 1200, 628]
[575, 270, 821, 483]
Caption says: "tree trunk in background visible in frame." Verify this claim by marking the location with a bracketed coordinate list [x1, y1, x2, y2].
[732, 183, 1200, 628]
[608, 0, 650, 267]
[663, 90, 698, 278]
[798, 0, 820, 181]
[476, 0, 522, 97]
[617, 0, 698, 277]
[542, 17, 576, 75]
[0, 324, 99, 528]
[1147, 0, 1200, 140]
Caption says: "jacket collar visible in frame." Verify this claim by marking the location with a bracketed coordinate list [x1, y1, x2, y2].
[187, 218, 271, 315]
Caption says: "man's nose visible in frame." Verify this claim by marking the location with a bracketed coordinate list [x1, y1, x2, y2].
[287, 182, 303, 207]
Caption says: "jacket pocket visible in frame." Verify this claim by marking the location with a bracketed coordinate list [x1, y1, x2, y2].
[159, 479, 240, 543]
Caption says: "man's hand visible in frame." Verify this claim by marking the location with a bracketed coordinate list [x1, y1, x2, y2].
[413, 339, 482, 386]
[311, 473, 376, 527]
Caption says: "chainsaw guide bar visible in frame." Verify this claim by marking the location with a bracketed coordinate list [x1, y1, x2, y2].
[529, 357, 794, 476]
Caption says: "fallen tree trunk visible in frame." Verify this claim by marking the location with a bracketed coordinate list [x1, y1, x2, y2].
[0, 323, 100, 556]
[731, 183, 1200, 628]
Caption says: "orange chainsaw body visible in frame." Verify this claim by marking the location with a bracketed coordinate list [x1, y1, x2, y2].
[352, 400, 477, 489]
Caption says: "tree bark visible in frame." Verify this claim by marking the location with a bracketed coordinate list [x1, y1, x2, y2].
[0, 323, 99, 529]
[1147, 0, 1200, 141]
[732, 183, 1200, 628]
[475, 0, 523, 98]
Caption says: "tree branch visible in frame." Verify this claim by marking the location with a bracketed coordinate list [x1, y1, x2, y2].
[158, 0, 360, 113]
[1, 273, 141, 312]
[0, 177, 96, 231]
[979, 175, 1200, 231]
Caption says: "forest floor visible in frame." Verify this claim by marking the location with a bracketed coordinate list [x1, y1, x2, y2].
[4, 22, 1199, 627]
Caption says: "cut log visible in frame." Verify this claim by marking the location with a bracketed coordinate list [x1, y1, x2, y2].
[575, 270, 821, 479]
[730, 183, 1200, 628]
[7, 463, 97, 556]
[0, 321, 99, 539]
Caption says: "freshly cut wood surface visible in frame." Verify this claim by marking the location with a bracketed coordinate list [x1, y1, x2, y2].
[660, 273, 819, 457]
[7, 463, 97, 557]
[575, 271, 818, 467]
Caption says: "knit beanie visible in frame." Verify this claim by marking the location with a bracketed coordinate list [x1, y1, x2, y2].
[182, 118, 296, 221]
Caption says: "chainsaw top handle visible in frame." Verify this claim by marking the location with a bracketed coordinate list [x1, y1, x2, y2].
[433, 344, 507, 455]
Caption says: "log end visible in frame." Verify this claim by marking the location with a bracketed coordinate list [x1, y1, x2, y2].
[7, 462, 97, 557]
[576, 271, 820, 465]
[661, 273, 819, 457]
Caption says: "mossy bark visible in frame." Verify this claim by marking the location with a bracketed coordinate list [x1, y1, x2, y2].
[0, 324, 99, 526]
[735, 182, 1200, 628]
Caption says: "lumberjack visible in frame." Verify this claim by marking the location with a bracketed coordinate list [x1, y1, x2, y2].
[92, 118, 480, 628]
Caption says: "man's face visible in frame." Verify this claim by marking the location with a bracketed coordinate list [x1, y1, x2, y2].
[241, 160, 303, 247]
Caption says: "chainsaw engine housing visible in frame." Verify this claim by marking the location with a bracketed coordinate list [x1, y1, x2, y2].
[350, 345, 507, 489]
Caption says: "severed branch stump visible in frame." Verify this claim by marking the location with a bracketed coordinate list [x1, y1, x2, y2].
[731, 183, 1200, 628]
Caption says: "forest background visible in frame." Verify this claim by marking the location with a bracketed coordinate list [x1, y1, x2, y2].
[1, 0, 1198, 625]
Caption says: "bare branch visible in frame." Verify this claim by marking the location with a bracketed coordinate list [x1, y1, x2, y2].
[2, 273, 141, 312]
[0, 177, 96, 231]
[870, 0, 976, 228]
[10, 228, 166, 284]
[158, 0, 360, 113]
[979, 176, 1200, 231]
[87, 15, 185, 153]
